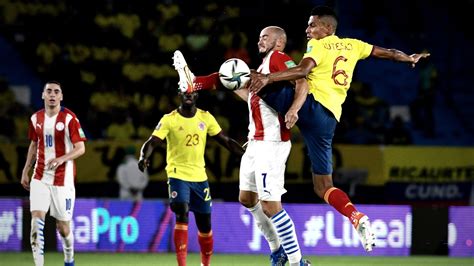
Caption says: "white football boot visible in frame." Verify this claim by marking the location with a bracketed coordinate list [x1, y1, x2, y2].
[172, 50, 195, 93]
[352, 212, 376, 252]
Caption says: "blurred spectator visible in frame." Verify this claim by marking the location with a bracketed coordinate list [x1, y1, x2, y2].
[106, 112, 136, 140]
[224, 33, 251, 65]
[385, 115, 413, 145]
[0, 78, 16, 141]
[343, 116, 379, 144]
[117, 146, 149, 201]
[410, 56, 438, 138]
[354, 82, 388, 143]
[157, 21, 184, 53]
[185, 18, 210, 52]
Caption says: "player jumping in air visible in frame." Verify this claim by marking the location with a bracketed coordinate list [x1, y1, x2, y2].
[172, 26, 311, 266]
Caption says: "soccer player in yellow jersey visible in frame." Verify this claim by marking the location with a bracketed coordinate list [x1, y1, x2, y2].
[138, 91, 244, 266]
[249, 6, 430, 252]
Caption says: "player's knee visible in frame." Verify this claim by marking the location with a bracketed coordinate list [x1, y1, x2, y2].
[170, 202, 189, 223]
[238, 195, 255, 208]
[238, 191, 258, 208]
[56, 220, 71, 237]
[195, 213, 211, 233]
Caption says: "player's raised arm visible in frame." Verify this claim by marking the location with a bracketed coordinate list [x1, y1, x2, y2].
[371, 46, 430, 68]
[248, 58, 315, 94]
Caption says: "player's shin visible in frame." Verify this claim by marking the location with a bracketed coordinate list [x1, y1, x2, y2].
[271, 210, 302, 266]
[247, 201, 280, 252]
[323, 187, 357, 218]
[61, 232, 74, 264]
[31, 217, 45, 266]
[174, 222, 188, 266]
[198, 230, 213, 266]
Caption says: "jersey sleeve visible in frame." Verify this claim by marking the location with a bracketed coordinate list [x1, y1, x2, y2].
[352, 38, 373, 60]
[269, 51, 297, 72]
[27, 119, 37, 141]
[152, 116, 169, 140]
[205, 112, 222, 137]
[303, 38, 324, 65]
[68, 117, 87, 143]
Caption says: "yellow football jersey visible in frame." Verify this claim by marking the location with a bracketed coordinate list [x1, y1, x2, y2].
[152, 109, 222, 182]
[303, 35, 373, 121]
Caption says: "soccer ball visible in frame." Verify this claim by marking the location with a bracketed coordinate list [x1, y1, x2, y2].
[218, 58, 251, 90]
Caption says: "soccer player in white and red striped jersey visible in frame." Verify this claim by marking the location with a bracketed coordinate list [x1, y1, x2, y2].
[173, 26, 310, 266]
[21, 81, 86, 266]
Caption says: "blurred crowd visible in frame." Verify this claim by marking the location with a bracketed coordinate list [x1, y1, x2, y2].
[0, 0, 443, 145]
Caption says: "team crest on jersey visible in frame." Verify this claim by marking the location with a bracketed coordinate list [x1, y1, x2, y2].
[171, 191, 178, 198]
[79, 128, 86, 138]
[56, 122, 65, 131]
[285, 60, 296, 68]
[198, 122, 205, 131]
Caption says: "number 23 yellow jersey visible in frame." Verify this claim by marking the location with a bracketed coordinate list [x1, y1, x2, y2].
[152, 109, 222, 182]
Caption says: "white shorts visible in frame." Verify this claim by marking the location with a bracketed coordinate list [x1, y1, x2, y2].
[30, 179, 75, 221]
[239, 140, 291, 201]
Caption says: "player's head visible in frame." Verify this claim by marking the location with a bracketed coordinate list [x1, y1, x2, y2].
[42, 81, 63, 108]
[178, 91, 198, 107]
[306, 6, 338, 40]
[258, 26, 287, 56]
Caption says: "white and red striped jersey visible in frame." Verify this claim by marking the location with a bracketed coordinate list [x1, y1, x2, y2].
[28, 107, 87, 187]
[248, 50, 295, 141]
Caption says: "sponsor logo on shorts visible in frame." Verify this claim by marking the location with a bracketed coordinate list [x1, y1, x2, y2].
[171, 191, 178, 198]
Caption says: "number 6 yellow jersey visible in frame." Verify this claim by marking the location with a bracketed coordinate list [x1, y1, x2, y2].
[304, 35, 373, 121]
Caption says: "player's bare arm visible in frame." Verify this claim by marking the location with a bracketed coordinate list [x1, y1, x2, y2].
[138, 135, 163, 172]
[46, 141, 85, 170]
[372, 46, 430, 68]
[249, 57, 315, 93]
[211, 131, 245, 156]
[21, 141, 38, 191]
[285, 78, 309, 129]
[233, 87, 249, 102]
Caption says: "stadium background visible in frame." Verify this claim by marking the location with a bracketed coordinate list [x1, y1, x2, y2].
[0, 0, 473, 262]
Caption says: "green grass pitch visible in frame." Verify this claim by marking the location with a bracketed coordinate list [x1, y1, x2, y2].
[1, 252, 472, 266]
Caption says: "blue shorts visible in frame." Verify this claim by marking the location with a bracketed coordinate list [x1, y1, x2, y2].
[167, 178, 212, 214]
[262, 85, 337, 175]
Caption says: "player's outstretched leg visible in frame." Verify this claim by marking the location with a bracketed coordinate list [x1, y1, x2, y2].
[173, 50, 195, 93]
[323, 187, 375, 252]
